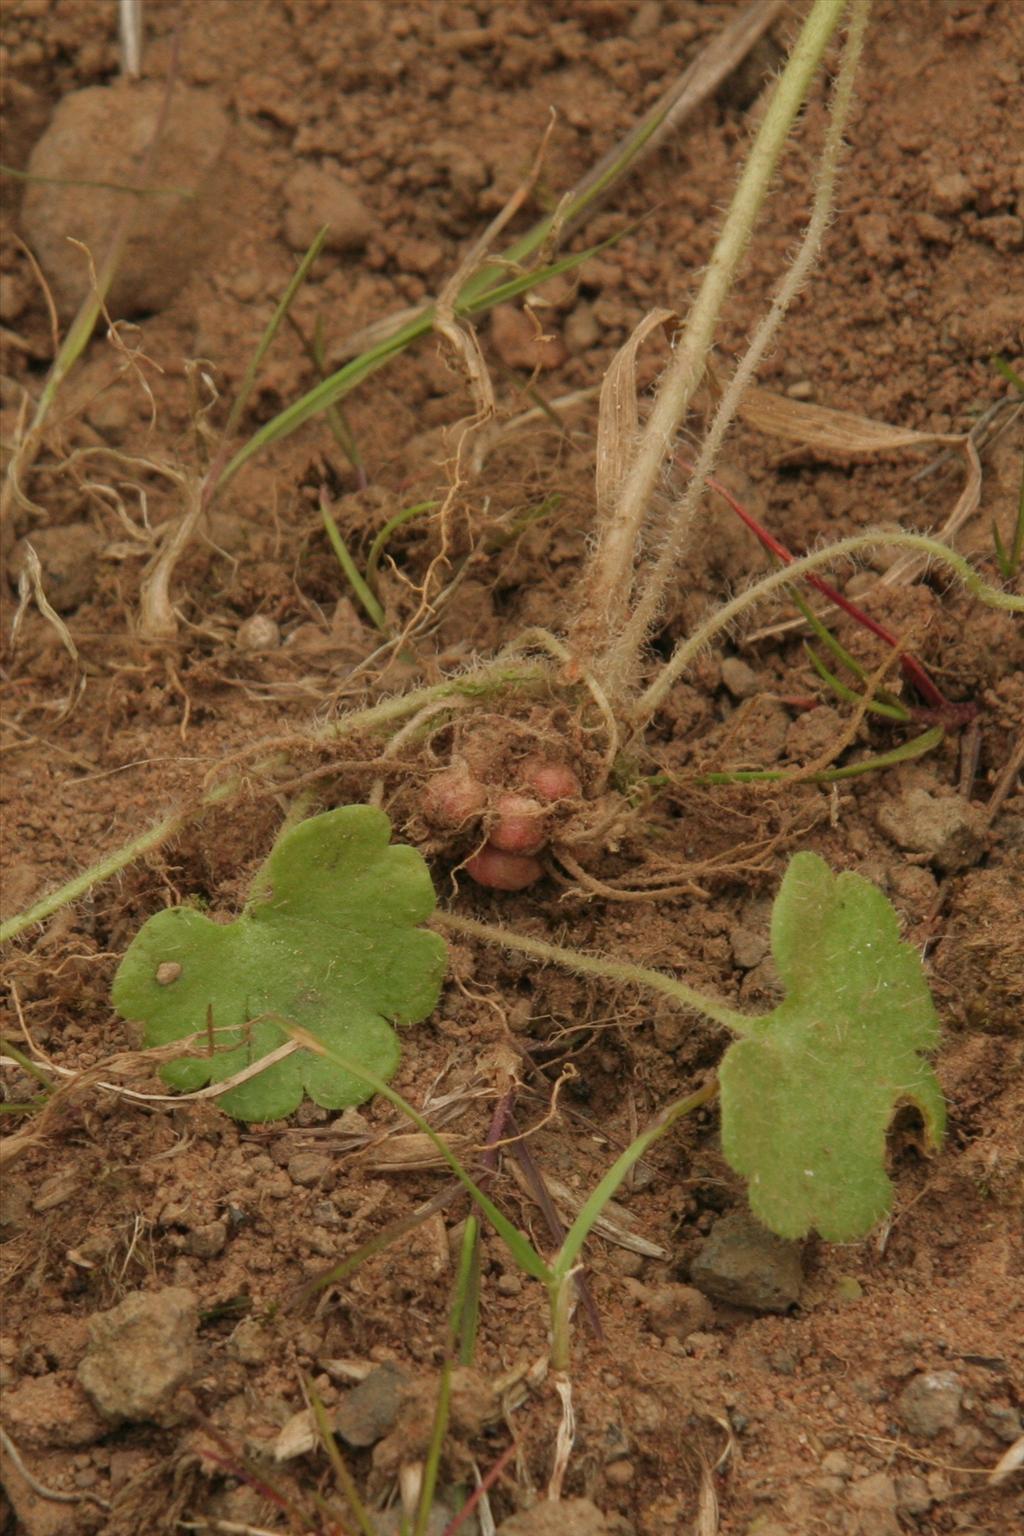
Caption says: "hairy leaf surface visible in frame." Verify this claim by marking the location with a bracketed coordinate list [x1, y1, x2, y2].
[720, 852, 945, 1240]
[112, 807, 446, 1121]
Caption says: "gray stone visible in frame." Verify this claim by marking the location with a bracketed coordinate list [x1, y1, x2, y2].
[898, 1371, 963, 1437]
[729, 921, 769, 971]
[334, 1362, 408, 1448]
[497, 1498, 608, 1536]
[876, 788, 986, 872]
[690, 1209, 803, 1312]
[77, 1287, 197, 1423]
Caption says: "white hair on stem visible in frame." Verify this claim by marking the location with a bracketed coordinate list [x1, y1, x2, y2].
[608, 0, 872, 695]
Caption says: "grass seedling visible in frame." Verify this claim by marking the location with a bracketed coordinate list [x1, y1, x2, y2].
[321, 489, 390, 634]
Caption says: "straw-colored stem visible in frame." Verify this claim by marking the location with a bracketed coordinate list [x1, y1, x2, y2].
[610, 0, 870, 684]
[571, 0, 848, 678]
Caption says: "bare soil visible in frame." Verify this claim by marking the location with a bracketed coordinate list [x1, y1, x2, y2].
[1, 2, 1022, 1534]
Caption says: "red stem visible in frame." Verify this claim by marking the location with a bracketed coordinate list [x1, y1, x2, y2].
[442, 1441, 518, 1536]
[681, 457, 974, 722]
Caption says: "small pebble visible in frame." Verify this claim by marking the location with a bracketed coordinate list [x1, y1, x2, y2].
[898, 1371, 963, 1438]
[283, 164, 373, 254]
[236, 614, 281, 651]
[287, 1152, 332, 1187]
[720, 656, 759, 699]
[185, 1220, 228, 1259]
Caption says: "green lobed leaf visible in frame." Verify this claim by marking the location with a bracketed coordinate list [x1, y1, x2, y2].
[111, 806, 447, 1121]
[719, 851, 945, 1242]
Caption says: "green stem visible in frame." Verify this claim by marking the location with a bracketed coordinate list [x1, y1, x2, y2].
[0, 662, 547, 943]
[635, 532, 1024, 723]
[435, 911, 751, 1035]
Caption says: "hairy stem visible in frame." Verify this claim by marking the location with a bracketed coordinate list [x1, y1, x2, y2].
[634, 532, 1023, 724]
[609, 0, 870, 686]
[0, 663, 546, 943]
[570, 0, 849, 677]
[435, 910, 752, 1035]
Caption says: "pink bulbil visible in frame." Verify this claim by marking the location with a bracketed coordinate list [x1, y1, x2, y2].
[421, 763, 487, 828]
[521, 758, 580, 803]
[489, 792, 548, 856]
[465, 845, 543, 891]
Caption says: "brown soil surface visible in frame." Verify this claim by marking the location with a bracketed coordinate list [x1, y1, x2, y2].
[1, 2, 1022, 1534]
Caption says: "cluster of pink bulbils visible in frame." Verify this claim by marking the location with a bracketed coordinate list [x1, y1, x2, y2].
[421, 755, 581, 890]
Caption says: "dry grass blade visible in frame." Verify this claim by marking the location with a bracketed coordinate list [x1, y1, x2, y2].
[9, 543, 84, 721]
[358, 1131, 472, 1172]
[509, 1163, 668, 1259]
[693, 1459, 719, 1536]
[734, 389, 984, 642]
[735, 382, 965, 453]
[137, 469, 202, 639]
[596, 308, 678, 527]
[988, 1434, 1024, 1486]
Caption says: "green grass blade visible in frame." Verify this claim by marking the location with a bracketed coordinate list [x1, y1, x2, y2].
[789, 584, 867, 680]
[218, 229, 619, 494]
[414, 1220, 479, 1536]
[552, 1078, 718, 1285]
[458, 1215, 481, 1367]
[697, 724, 945, 784]
[992, 459, 1024, 578]
[320, 492, 389, 632]
[805, 643, 910, 721]
[306, 1375, 378, 1536]
[458, 229, 624, 317]
[223, 226, 328, 441]
[217, 318, 424, 490]
[298, 1192, 460, 1302]
[365, 500, 439, 594]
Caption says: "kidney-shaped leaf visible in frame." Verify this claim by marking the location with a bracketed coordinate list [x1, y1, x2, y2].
[112, 806, 447, 1121]
[719, 851, 945, 1241]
